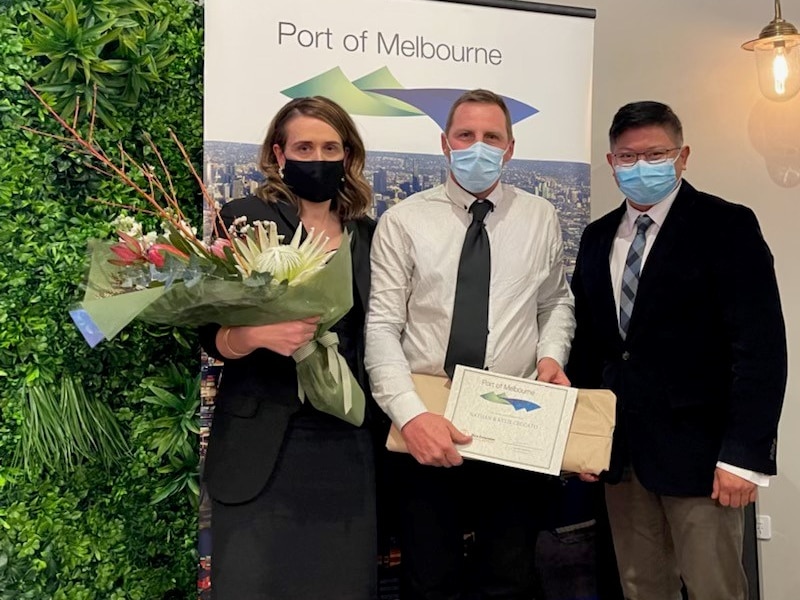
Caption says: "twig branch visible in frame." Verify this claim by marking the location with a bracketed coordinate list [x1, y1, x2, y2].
[22, 82, 235, 265]
[89, 197, 159, 217]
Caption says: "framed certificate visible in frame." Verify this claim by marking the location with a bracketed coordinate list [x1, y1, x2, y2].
[444, 366, 578, 475]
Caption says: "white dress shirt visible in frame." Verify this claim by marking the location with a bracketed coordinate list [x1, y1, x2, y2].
[610, 181, 768, 487]
[366, 177, 575, 428]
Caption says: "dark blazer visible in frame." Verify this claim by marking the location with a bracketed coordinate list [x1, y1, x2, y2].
[567, 181, 786, 496]
[199, 196, 377, 505]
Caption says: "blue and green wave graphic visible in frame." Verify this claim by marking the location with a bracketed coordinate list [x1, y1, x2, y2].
[481, 392, 540, 412]
[281, 66, 538, 130]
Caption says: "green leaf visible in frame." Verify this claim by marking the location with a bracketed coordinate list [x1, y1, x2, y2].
[0, 1, 203, 595]
[15, 376, 129, 476]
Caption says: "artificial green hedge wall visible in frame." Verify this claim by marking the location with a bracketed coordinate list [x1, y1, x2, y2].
[0, 1, 204, 597]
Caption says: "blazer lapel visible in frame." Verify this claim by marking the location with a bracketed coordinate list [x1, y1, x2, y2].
[626, 182, 696, 335]
[346, 220, 370, 311]
[274, 200, 302, 237]
[594, 203, 627, 342]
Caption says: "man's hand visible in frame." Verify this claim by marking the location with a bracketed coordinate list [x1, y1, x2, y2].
[577, 472, 600, 483]
[401, 412, 472, 467]
[711, 468, 758, 507]
[536, 357, 570, 386]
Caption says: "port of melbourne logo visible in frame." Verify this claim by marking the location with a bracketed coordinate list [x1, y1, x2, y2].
[281, 66, 538, 130]
[481, 392, 540, 412]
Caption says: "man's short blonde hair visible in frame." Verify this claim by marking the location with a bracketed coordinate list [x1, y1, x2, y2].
[444, 89, 513, 139]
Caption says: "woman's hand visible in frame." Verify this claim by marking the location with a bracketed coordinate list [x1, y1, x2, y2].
[249, 318, 321, 356]
[217, 317, 321, 358]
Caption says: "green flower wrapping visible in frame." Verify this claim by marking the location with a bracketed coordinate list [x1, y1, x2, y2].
[71, 227, 365, 426]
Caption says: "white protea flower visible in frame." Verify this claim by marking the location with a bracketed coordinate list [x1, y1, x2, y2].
[233, 221, 332, 285]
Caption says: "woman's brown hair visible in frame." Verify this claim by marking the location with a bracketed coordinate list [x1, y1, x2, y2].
[257, 96, 372, 221]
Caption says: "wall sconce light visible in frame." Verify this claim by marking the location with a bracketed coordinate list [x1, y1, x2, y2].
[742, 0, 800, 101]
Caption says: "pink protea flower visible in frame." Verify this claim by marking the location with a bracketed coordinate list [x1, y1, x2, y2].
[209, 238, 232, 259]
[146, 244, 190, 268]
[109, 231, 147, 266]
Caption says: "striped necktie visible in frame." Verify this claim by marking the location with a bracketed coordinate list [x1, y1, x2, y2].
[619, 214, 653, 340]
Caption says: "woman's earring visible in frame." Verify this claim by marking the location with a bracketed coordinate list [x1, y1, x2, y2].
[278, 167, 284, 179]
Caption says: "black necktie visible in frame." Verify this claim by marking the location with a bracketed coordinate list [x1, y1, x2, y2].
[444, 200, 493, 379]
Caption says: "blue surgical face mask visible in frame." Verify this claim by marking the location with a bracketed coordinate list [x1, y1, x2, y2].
[447, 141, 507, 194]
[614, 157, 680, 206]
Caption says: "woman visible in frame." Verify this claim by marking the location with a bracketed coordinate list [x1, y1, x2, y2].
[199, 96, 379, 600]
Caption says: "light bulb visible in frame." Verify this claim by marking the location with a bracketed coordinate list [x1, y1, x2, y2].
[773, 46, 789, 96]
[752, 39, 800, 101]
[742, 0, 800, 103]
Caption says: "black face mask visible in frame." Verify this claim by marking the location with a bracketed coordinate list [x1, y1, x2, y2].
[282, 159, 345, 203]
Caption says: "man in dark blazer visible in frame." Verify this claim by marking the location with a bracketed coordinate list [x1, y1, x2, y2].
[568, 101, 786, 600]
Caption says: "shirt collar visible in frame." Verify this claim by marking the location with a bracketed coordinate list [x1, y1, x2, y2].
[445, 175, 507, 213]
[621, 180, 682, 233]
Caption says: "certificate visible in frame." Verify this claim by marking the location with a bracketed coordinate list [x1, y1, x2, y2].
[444, 366, 578, 475]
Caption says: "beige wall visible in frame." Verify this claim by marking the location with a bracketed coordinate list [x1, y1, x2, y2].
[552, 1, 799, 598]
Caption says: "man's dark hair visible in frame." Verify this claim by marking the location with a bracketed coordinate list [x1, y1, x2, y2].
[609, 101, 683, 147]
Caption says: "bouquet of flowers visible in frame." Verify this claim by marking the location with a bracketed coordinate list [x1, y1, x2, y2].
[29, 86, 365, 426]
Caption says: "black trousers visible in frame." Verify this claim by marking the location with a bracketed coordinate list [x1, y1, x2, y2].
[397, 456, 557, 600]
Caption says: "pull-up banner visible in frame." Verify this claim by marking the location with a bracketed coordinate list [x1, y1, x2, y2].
[204, 0, 594, 198]
[200, 0, 595, 596]
[203, 0, 595, 252]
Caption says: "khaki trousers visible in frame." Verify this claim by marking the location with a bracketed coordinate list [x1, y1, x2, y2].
[605, 470, 747, 600]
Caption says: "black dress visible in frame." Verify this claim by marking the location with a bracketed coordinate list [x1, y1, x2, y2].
[199, 197, 379, 600]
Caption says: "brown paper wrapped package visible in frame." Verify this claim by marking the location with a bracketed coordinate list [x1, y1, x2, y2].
[385, 374, 616, 474]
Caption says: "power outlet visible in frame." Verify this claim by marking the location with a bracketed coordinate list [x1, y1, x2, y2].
[756, 515, 772, 540]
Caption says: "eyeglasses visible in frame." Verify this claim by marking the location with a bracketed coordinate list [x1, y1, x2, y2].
[611, 147, 682, 167]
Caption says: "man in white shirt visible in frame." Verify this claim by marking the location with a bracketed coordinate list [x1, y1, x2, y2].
[568, 101, 787, 600]
[366, 89, 575, 599]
